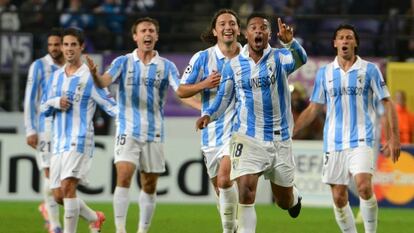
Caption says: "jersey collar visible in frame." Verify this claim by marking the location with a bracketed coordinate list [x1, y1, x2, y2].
[241, 43, 272, 61]
[214, 43, 243, 60]
[132, 49, 160, 65]
[333, 55, 362, 72]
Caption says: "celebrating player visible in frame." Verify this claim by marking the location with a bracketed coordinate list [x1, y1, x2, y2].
[196, 14, 307, 233]
[294, 24, 401, 233]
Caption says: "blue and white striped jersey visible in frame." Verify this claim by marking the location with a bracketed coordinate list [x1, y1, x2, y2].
[24, 54, 61, 137]
[310, 56, 390, 152]
[106, 49, 180, 142]
[181, 44, 241, 148]
[204, 40, 307, 142]
[41, 63, 117, 156]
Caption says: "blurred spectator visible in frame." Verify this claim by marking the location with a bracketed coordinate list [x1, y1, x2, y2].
[314, 0, 348, 15]
[20, 0, 57, 30]
[279, 0, 315, 46]
[20, 0, 57, 57]
[60, 0, 96, 52]
[94, 0, 125, 50]
[237, 0, 274, 24]
[393, 90, 414, 144]
[60, 0, 95, 29]
[377, 0, 413, 60]
[126, 0, 158, 13]
[0, 0, 20, 31]
[348, 0, 380, 15]
[212, 0, 232, 11]
[282, 0, 314, 15]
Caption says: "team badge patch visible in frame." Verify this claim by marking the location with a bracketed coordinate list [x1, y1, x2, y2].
[184, 65, 193, 74]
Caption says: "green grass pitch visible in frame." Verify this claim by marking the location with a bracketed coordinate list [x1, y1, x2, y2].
[0, 201, 413, 233]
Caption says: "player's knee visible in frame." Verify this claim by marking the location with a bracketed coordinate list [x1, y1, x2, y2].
[116, 172, 134, 187]
[52, 190, 64, 205]
[117, 178, 132, 187]
[217, 175, 232, 189]
[357, 185, 373, 200]
[333, 196, 348, 208]
[142, 182, 157, 193]
[238, 187, 256, 204]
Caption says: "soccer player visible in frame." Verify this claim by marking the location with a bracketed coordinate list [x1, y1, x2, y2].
[24, 28, 64, 233]
[86, 17, 200, 233]
[196, 14, 306, 233]
[293, 24, 401, 233]
[41, 27, 117, 233]
[176, 9, 241, 233]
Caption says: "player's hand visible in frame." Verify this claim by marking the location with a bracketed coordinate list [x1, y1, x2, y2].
[60, 96, 71, 111]
[201, 71, 221, 89]
[26, 134, 38, 149]
[381, 138, 401, 163]
[196, 115, 211, 130]
[85, 55, 97, 75]
[277, 18, 294, 44]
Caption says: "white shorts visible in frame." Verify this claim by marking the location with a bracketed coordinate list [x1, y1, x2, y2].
[229, 133, 295, 187]
[202, 140, 230, 178]
[50, 151, 92, 189]
[36, 132, 52, 169]
[114, 135, 165, 173]
[322, 146, 375, 185]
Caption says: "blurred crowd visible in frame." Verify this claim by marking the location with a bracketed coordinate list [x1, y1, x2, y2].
[1, 0, 414, 140]
[1, 0, 414, 60]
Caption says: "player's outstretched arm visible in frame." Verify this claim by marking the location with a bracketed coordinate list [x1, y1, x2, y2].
[179, 96, 202, 111]
[85, 55, 112, 88]
[276, 18, 307, 71]
[277, 17, 293, 44]
[177, 71, 221, 98]
[293, 102, 323, 137]
[381, 98, 401, 163]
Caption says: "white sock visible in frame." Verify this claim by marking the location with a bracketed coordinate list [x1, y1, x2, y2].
[138, 191, 156, 232]
[333, 202, 357, 233]
[78, 198, 97, 222]
[63, 198, 80, 233]
[212, 184, 220, 213]
[291, 186, 299, 207]
[219, 184, 238, 233]
[238, 203, 256, 233]
[44, 178, 61, 229]
[114, 186, 130, 232]
[360, 196, 378, 233]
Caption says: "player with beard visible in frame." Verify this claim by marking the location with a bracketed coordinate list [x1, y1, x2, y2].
[24, 28, 65, 233]
[177, 9, 242, 233]
[196, 13, 307, 233]
[87, 17, 200, 233]
[293, 24, 401, 233]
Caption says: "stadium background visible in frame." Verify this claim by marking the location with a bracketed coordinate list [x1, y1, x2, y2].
[0, 0, 413, 232]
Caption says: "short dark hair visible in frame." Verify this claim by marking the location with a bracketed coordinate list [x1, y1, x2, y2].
[332, 24, 360, 53]
[131, 17, 160, 35]
[48, 28, 63, 38]
[246, 12, 270, 27]
[62, 27, 85, 45]
[200, 9, 241, 45]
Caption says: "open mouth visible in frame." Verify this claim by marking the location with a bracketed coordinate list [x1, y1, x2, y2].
[144, 38, 152, 46]
[342, 46, 348, 51]
[255, 37, 263, 44]
[223, 32, 233, 37]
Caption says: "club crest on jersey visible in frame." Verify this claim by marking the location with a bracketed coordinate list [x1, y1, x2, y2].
[267, 63, 273, 72]
[76, 83, 85, 91]
[184, 65, 193, 74]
